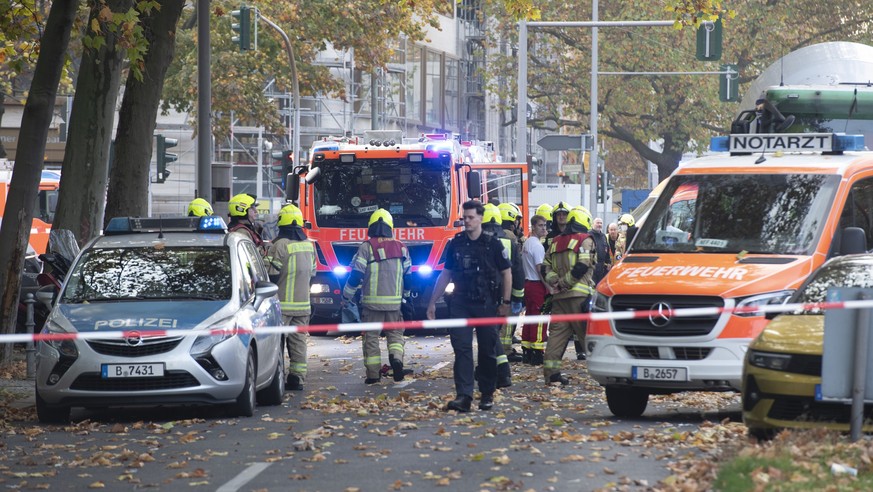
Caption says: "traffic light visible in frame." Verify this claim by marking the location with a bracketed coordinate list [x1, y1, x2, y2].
[597, 171, 614, 203]
[156, 134, 178, 184]
[270, 149, 294, 188]
[231, 6, 251, 51]
[527, 155, 541, 190]
[695, 18, 722, 61]
[719, 63, 739, 102]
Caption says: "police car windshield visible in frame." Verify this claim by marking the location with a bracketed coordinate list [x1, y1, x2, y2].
[312, 158, 451, 228]
[631, 174, 839, 255]
[61, 247, 232, 302]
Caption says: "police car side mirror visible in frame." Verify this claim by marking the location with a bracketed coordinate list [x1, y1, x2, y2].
[254, 281, 279, 310]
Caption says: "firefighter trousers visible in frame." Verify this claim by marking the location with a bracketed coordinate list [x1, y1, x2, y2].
[282, 314, 310, 381]
[543, 297, 587, 381]
[361, 307, 404, 380]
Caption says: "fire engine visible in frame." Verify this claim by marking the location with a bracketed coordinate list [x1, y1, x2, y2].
[286, 130, 529, 323]
[0, 162, 60, 254]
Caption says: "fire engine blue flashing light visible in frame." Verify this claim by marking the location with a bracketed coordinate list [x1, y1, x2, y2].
[425, 143, 454, 153]
[834, 134, 865, 151]
[710, 136, 729, 152]
[312, 144, 339, 152]
[418, 265, 433, 276]
[333, 266, 349, 276]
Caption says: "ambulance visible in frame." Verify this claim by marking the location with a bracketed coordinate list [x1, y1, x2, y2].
[587, 128, 873, 417]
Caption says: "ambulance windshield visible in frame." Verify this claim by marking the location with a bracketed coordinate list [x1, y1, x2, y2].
[312, 158, 451, 228]
[631, 174, 839, 255]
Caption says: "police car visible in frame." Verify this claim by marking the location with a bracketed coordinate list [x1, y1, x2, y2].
[35, 216, 285, 423]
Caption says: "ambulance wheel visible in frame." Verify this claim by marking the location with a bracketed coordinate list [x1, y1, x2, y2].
[36, 388, 70, 424]
[230, 349, 256, 417]
[605, 386, 648, 418]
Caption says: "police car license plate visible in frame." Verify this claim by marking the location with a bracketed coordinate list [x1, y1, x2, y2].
[102, 363, 165, 378]
[632, 366, 687, 382]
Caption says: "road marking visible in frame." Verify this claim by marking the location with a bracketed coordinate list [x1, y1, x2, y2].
[216, 462, 271, 492]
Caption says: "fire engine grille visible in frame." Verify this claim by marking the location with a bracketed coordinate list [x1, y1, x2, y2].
[86, 337, 183, 357]
[333, 243, 361, 266]
[406, 243, 433, 265]
[333, 242, 433, 266]
[625, 346, 712, 360]
[612, 295, 724, 337]
[70, 371, 199, 391]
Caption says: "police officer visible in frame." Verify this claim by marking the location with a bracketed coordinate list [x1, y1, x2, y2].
[542, 208, 596, 385]
[187, 198, 214, 217]
[427, 200, 511, 412]
[265, 204, 315, 391]
[342, 209, 412, 384]
[228, 193, 266, 253]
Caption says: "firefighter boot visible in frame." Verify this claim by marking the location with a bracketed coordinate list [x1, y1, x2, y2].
[530, 350, 544, 366]
[389, 354, 405, 382]
[549, 373, 569, 386]
[286, 374, 303, 391]
[574, 339, 586, 360]
[522, 348, 531, 365]
[479, 392, 494, 411]
[497, 361, 512, 389]
[446, 395, 472, 413]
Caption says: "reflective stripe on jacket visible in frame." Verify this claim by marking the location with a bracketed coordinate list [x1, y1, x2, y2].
[266, 238, 316, 315]
[344, 238, 411, 311]
[543, 234, 595, 300]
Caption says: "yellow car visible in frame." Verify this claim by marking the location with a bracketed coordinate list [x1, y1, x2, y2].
[742, 254, 873, 439]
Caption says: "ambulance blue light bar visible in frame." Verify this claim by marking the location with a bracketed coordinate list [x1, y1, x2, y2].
[710, 133, 865, 153]
[105, 216, 227, 235]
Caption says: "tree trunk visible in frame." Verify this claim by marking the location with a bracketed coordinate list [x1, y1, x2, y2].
[53, 0, 133, 245]
[0, 93, 6, 159]
[105, 0, 185, 225]
[0, 0, 79, 364]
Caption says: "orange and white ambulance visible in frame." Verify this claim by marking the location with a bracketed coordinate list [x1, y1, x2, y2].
[587, 129, 873, 417]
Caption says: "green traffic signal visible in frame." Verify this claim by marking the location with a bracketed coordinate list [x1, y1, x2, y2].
[231, 6, 251, 51]
[156, 134, 178, 184]
[270, 149, 293, 186]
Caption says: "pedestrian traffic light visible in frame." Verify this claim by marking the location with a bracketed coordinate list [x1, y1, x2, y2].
[695, 18, 722, 61]
[231, 6, 251, 51]
[719, 63, 739, 102]
[156, 134, 178, 184]
[270, 149, 294, 187]
[527, 155, 541, 190]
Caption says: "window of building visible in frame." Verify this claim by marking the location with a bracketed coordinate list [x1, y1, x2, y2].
[425, 51, 442, 127]
[444, 58, 459, 131]
[406, 46, 422, 123]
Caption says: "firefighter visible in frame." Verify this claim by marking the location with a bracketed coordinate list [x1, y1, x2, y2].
[342, 209, 412, 384]
[187, 198, 214, 217]
[227, 193, 266, 252]
[265, 204, 315, 391]
[535, 203, 553, 231]
[543, 201, 571, 251]
[426, 200, 512, 412]
[482, 203, 515, 388]
[542, 208, 596, 385]
[614, 213, 636, 261]
[497, 202, 525, 361]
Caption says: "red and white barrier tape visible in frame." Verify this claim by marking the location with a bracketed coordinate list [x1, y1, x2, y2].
[2, 298, 872, 343]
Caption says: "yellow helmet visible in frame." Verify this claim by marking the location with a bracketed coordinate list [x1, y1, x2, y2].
[368, 208, 394, 229]
[483, 203, 501, 224]
[619, 213, 635, 227]
[572, 205, 590, 216]
[567, 208, 592, 230]
[498, 202, 521, 222]
[553, 201, 571, 215]
[187, 198, 213, 217]
[535, 203, 553, 221]
[228, 193, 259, 217]
[277, 203, 304, 227]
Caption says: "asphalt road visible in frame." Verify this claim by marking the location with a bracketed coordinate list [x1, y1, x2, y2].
[0, 334, 742, 491]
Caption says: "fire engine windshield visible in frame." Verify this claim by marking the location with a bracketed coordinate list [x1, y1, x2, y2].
[313, 158, 451, 227]
[631, 173, 839, 255]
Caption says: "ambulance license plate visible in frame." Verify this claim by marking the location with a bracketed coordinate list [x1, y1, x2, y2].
[102, 363, 165, 378]
[632, 366, 687, 381]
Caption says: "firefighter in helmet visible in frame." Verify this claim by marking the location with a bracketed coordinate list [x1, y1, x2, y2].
[342, 209, 413, 384]
[542, 208, 596, 385]
[265, 203, 315, 390]
[614, 213, 636, 261]
[187, 198, 214, 217]
[227, 193, 265, 252]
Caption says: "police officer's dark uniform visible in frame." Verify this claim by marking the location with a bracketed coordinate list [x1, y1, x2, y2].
[429, 204, 511, 413]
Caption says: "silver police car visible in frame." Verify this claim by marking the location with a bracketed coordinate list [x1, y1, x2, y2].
[35, 216, 285, 423]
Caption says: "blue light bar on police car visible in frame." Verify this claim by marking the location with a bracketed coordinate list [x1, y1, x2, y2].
[710, 133, 865, 153]
[105, 216, 227, 235]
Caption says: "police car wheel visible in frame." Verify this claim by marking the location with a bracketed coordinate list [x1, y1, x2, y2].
[257, 351, 285, 406]
[605, 386, 648, 418]
[230, 349, 257, 417]
[36, 388, 70, 424]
